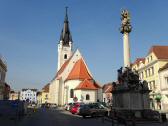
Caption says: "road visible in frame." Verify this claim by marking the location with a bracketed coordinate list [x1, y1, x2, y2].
[1, 108, 111, 126]
[1, 108, 168, 126]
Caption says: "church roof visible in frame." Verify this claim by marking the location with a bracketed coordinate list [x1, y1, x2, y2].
[75, 79, 98, 90]
[148, 45, 168, 59]
[66, 58, 92, 81]
[56, 55, 72, 79]
[60, 7, 73, 46]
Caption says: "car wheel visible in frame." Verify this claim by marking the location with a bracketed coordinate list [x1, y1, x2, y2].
[91, 113, 96, 118]
[104, 111, 108, 116]
[83, 115, 86, 118]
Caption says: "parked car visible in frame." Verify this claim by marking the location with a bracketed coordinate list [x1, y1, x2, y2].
[64, 103, 73, 111]
[78, 103, 108, 118]
[50, 104, 57, 108]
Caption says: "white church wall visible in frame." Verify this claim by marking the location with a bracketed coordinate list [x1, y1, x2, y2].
[74, 90, 82, 102]
[49, 79, 59, 104]
[64, 80, 82, 103]
[81, 90, 97, 103]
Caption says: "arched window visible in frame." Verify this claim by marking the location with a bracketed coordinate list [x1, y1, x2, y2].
[64, 54, 67, 59]
[86, 94, 90, 100]
[70, 89, 74, 98]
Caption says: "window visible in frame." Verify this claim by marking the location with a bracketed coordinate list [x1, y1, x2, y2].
[86, 94, 90, 100]
[145, 70, 148, 77]
[147, 57, 149, 63]
[165, 77, 168, 85]
[148, 82, 151, 90]
[141, 72, 144, 79]
[70, 89, 74, 98]
[139, 72, 143, 80]
[64, 54, 67, 59]
[150, 56, 153, 61]
[151, 67, 154, 75]
[148, 81, 156, 90]
[45, 94, 48, 98]
[153, 81, 156, 90]
[148, 69, 150, 76]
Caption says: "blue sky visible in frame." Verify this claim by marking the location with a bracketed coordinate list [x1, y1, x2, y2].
[0, 0, 168, 90]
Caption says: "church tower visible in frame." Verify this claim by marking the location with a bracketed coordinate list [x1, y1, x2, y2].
[57, 7, 73, 71]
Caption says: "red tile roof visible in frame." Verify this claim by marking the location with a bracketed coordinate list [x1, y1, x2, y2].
[75, 79, 98, 90]
[102, 83, 113, 93]
[55, 55, 73, 79]
[132, 58, 145, 66]
[148, 46, 168, 59]
[42, 83, 50, 93]
[66, 58, 92, 81]
[93, 81, 102, 88]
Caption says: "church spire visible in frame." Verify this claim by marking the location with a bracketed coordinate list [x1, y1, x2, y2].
[59, 7, 73, 46]
[64, 7, 68, 23]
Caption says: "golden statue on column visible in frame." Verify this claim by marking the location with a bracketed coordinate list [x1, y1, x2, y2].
[120, 10, 132, 68]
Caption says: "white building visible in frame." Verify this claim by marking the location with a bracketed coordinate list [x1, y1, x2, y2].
[159, 63, 168, 111]
[20, 89, 37, 103]
[49, 9, 102, 106]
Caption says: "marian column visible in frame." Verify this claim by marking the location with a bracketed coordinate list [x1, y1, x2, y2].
[120, 10, 132, 68]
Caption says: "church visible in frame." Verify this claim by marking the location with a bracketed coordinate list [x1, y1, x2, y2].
[49, 9, 102, 106]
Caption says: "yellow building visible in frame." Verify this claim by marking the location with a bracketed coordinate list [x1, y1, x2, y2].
[9, 90, 19, 100]
[132, 45, 168, 111]
[37, 91, 42, 105]
[41, 83, 50, 104]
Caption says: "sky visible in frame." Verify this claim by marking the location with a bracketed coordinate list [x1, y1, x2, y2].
[0, 0, 168, 91]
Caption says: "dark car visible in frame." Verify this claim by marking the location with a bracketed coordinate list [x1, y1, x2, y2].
[78, 103, 108, 118]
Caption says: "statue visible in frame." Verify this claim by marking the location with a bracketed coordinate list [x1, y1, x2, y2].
[117, 67, 123, 83]
[120, 10, 132, 34]
[117, 66, 145, 90]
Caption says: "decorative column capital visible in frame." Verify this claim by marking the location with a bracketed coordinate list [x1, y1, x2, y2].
[120, 10, 132, 34]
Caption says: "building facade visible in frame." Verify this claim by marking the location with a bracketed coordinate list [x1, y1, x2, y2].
[37, 91, 42, 105]
[4, 83, 10, 100]
[102, 82, 113, 106]
[0, 56, 7, 100]
[41, 83, 50, 104]
[49, 9, 102, 106]
[132, 46, 168, 111]
[158, 63, 168, 111]
[20, 89, 37, 103]
[9, 90, 20, 100]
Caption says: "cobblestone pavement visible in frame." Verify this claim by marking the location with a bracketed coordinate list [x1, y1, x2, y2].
[0, 108, 167, 126]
